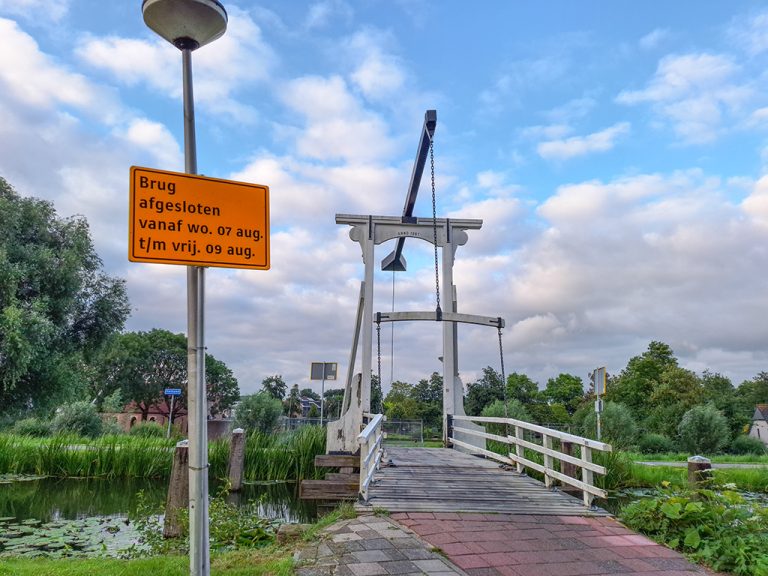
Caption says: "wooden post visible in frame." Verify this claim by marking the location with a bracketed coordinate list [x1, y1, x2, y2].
[227, 428, 246, 492]
[163, 439, 189, 538]
[543, 434, 553, 488]
[687, 455, 712, 487]
[514, 425, 524, 474]
[561, 441, 577, 479]
[581, 446, 594, 507]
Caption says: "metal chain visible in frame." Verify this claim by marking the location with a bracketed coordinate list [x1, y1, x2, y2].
[498, 324, 508, 421]
[376, 318, 382, 387]
[430, 139, 441, 316]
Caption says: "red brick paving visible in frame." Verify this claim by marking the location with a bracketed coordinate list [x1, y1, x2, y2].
[391, 512, 725, 575]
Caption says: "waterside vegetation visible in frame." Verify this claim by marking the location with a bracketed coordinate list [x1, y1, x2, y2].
[0, 425, 326, 481]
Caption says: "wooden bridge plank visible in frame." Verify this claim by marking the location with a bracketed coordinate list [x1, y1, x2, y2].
[362, 447, 610, 516]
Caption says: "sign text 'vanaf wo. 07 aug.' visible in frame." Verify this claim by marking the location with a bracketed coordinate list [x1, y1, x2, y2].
[129, 166, 270, 270]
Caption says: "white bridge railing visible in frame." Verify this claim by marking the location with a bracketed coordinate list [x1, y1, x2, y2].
[357, 413, 385, 501]
[449, 414, 612, 506]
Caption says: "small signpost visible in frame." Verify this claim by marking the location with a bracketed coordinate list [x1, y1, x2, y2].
[164, 387, 182, 439]
[310, 362, 338, 425]
[590, 367, 607, 441]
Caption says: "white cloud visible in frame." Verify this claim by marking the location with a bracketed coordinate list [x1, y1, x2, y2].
[617, 53, 751, 143]
[343, 29, 406, 100]
[0, 18, 97, 111]
[304, 0, 353, 30]
[728, 10, 768, 56]
[537, 122, 630, 161]
[415, 167, 768, 387]
[639, 28, 669, 50]
[77, 7, 275, 123]
[118, 119, 183, 171]
[0, 0, 68, 22]
[279, 75, 398, 163]
[479, 55, 569, 115]
[741, 174, 768, 225]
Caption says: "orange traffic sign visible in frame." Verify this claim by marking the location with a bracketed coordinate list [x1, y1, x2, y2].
[129, 166, 269, 269]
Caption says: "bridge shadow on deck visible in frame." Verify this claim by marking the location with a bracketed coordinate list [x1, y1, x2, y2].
[362, 447, 610, 516]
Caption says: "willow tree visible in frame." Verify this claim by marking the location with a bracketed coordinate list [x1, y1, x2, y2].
[0, 177, 129, 413]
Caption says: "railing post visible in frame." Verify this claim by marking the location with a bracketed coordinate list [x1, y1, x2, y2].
[561, 441, 576, 479]
[581, 445, 594, 507]
[514, 425, 524, 473]
[446, 414, 453, 446]
[359, 434, 368, 501]
[543, 434, 553, 488]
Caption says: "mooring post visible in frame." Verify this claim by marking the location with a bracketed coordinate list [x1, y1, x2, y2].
[164, 439, 189, 538]
[687, 455, 712, 487]
[227, 428, 246, 492]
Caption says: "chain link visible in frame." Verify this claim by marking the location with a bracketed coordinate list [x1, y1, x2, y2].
[498, 324, 508, 421]
[430, 139, 441, 315]
[376, 318, 382, 387]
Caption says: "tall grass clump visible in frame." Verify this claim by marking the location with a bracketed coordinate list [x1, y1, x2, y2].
[0, 433, 174, 478]
[238, 426, 326, 482]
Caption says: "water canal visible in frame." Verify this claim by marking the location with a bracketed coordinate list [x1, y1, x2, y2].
[0, 475, 317, 558]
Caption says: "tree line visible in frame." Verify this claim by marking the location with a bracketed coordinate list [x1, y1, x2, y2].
[378, 340, 766, 452]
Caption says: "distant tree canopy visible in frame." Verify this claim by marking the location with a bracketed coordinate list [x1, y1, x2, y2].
[323, 388, 345, 420]
[261, 374, 287, 400]
[234, 392, 282, 434]
[0, 177, 129, 413]
[93, 329, 239, 422]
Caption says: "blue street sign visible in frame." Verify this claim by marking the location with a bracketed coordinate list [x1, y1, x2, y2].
[164, 388, 182, 396]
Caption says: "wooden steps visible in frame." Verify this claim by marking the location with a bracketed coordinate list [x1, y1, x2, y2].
[299, 454, 360, 501]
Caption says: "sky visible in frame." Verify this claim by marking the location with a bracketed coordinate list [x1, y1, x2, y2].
[3, 1, 768, 398]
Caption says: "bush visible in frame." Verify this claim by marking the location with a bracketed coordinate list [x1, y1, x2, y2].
[620, 488, 768, 576]
[12, 417, 51, 437]
[129, 421, 165, 438]
[234, 392, 283, 434]
[638, 433, 676, 454]
[52, 401, 103, 438]
[480, 399, 531, 446]
[729, 435, 767, 455]
[578, 401, 638, 450]
[677, 404, 730, 455]
[480, 398, 530, 421]
[100, 417, 124, 436]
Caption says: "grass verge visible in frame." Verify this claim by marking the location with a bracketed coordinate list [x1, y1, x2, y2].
[0, 548, 293, 576]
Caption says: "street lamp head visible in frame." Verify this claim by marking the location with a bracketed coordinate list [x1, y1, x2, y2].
[142, 0, 227, 51]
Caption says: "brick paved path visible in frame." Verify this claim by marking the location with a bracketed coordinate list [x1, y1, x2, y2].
[295, 514, 465, 576]
[392, 512, 723, 576]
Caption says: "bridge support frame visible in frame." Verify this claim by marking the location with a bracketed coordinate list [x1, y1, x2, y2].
[331, 214, 487, 451]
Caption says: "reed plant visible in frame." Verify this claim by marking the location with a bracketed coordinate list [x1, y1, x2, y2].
[239, 426, 326, 482]
[0, 426, 327, 481]
[0, 433, 175, 478]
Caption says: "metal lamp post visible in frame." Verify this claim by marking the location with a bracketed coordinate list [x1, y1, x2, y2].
[141, 2, 227, 575]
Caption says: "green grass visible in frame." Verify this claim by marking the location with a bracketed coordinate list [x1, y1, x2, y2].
[0, 548, 293, 576]
[627, 452, 768, 464]
[0, 434, 174, 478]
[0, 427, 327, 481]
[619, 459, 768, 492]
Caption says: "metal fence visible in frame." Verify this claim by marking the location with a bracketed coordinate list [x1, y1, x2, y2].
[383, 419, 424, 445]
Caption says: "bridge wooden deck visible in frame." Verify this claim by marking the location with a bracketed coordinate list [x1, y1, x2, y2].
[360, 447, 610, 516]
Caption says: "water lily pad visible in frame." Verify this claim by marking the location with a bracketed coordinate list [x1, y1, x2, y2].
[20, 519, 42, 527]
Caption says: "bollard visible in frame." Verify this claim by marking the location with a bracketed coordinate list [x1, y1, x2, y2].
[687, 455, 712, 487]
[227, 428, 246, 492]
[163, 439, 189, 538]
